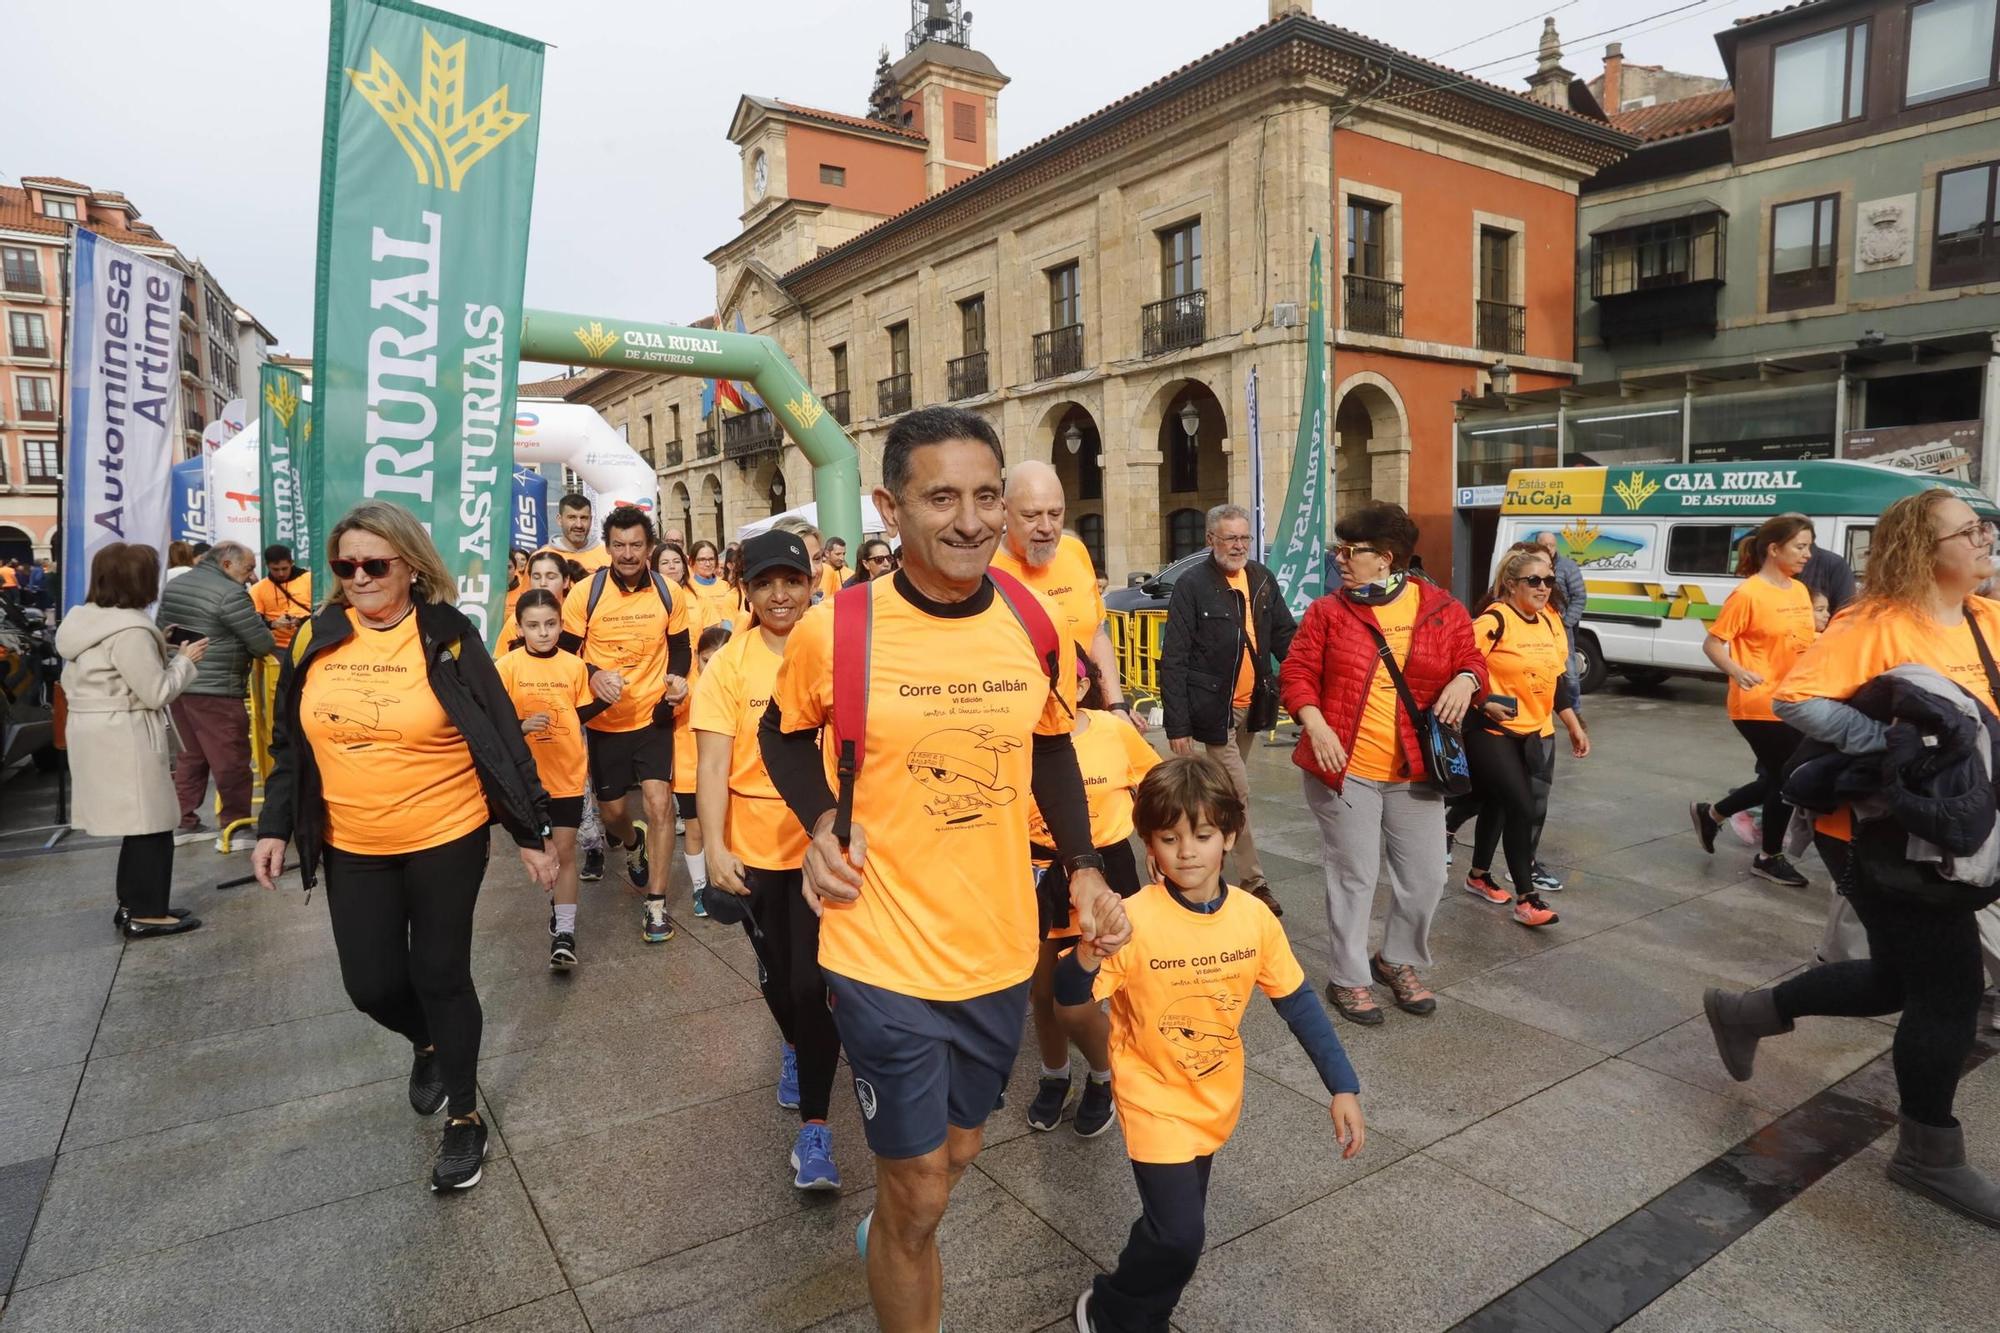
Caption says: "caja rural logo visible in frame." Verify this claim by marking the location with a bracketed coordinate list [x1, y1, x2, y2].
[1612, 471, 1661, 510]
[262, 378, 300, 429]
[573, 321, 619, 359]
[347, 31, 532, 192]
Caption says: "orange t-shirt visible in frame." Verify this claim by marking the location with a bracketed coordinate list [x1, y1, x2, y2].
[1473, 604, 1568, 738]
[251, 572, 314, 650]
[1775, 598, 2000, 838]
[1028, 709, 1161, 855]
[0, 566, 15, 589]
[672, 608, 714, 796]
[769, 578, 1078, 1001]
[691, 628, 809, 871]
[1711, 576, 1816, 722]
[819, 564, 844, 602]
[1346, 586, 1420, 782]
[991, 534, 1108, 659]
[298, 609, 490, 855]
[1228, 569, 1259, 709]
[690, 576, 744, 628]
[1087, 882, 1307, 1163]
[495, 646, 594, 801]
[561, 572, 689, 734]
[537, 542, 611, 575]
[495, 580, 524, 651]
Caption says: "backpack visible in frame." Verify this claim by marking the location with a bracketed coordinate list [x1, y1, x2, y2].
[828, 569, 1066, 844]
[583, 567, 678, 624]
[1478, 605, 1556, 647]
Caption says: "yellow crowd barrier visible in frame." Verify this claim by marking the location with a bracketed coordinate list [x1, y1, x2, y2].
[215, 656, 279, 854]
[1107, 609, 1167, 713]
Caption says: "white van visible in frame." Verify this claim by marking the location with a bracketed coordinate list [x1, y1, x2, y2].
[1493, 461, 2000, 691]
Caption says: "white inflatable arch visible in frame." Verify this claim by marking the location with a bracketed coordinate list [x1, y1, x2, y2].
[513, 399, 659, 534]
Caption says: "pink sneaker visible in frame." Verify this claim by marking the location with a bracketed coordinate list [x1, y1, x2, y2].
[1728, 811, 1760, 848]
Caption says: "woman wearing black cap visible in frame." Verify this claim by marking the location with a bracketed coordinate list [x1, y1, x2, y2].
[691, 530, 844, 1190]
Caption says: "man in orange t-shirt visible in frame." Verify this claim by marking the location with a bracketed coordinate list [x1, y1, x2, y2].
[537, 492, 612, 575]
[760, 407, 1131, 1333]
[250, 545, 314, 650]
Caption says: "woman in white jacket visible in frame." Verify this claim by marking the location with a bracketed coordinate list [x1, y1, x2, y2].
[55, 542, 209, 938]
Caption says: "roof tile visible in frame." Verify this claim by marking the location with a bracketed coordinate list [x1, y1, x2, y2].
[1610, 89, 1735, 142]
[774, 100, 926, 143]
[17, 176, 90, 191]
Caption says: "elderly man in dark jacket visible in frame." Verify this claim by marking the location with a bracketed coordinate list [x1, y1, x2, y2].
[156, 541, 274, 841]
[1161, 503, 1297, 914]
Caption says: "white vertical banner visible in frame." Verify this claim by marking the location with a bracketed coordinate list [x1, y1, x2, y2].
[62, 229, 182, 608]
[1246, 365, 1264, 563]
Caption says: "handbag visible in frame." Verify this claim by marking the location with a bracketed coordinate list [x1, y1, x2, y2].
[1358, 617, 1472, 797]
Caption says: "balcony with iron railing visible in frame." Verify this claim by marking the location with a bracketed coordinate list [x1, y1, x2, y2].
[1342, 274, 1403, 338]
[181, 351, 202, 379]
[878, 372, 912, 417]
[696, 428, 717, 458]
[822, 390, 850, 427]
[664, 438, 683, 468]
[723, 407, 781, 467]
[1141, 291, 1205, 357]
[946, 350, 988, 400]
[2, 264, 42, 297]
[1476, 300, 1525, 355]
[1033, 324, 1083, 379]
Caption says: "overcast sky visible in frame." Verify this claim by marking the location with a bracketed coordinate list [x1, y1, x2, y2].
[7, 0, 1754, 358]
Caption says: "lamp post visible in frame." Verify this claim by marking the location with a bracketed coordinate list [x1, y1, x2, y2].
[1064, 421, 1083, 455]
[1178, 400, 1200, 441]
[1489, 360, 1514, 399]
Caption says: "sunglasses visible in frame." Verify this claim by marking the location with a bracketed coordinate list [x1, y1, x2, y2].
[1516, 574, 1556, 588]
[864, 554, 893, 565]
[328, 556, 403, 579]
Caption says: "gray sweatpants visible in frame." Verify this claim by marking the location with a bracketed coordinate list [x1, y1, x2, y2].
[1304, 773, 1447, 990]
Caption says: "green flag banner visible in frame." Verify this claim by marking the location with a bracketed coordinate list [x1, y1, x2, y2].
[258, 364, 311, 568]
[309, 0, 544, 641]
[1269, 237, 1327, 619]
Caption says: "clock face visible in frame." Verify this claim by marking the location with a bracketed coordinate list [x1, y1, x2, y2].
[752, 152, 768, 199]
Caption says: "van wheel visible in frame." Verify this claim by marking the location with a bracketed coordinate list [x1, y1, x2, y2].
[1576, 633, 1610, 695]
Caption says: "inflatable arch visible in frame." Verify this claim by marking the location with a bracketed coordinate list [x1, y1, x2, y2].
[512, 398, 661, 538]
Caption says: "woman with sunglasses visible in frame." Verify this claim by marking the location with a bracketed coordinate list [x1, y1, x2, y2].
[1689, 514, 1818, 889]
[848, 537, 894, 587]
[1706, 489, 2000, 1230]
[1459, 544, 1589, 928]
[1278, 502, 1486, 1025]
[252, 502, 558, 1193]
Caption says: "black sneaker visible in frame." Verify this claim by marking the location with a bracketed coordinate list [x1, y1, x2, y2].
[550, 931, 578, 969]
[1690, 802, 1720, 854]
[580, 846, 605, 882]
[1752, 853, 1809, 888]
[1026, 1074, 1071, 1131]
[408, 1047, 447, 1116]
[1073, 1078, 1116, 1138]
[430, 1113, 488, 1191]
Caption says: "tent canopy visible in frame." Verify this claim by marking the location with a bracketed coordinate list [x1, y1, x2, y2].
[737, 497, 887, 543]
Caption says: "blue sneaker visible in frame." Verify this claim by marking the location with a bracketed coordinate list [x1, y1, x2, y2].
[856, 1209, 872, 1258]
[692, 887, 709, 919]
[791, 1122, 840, 1191]
[777, 1043, 800, 1110]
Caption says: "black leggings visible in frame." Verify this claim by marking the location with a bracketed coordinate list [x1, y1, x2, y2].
[116, 831, 175, 917]
[1714, 719, 1800, 856]
[1772, 888, 1983, 1127]
[1092, 1155, 1215, 1332]
[742, 865, 840, 1124]
[323, 828, 490, 1118]
[1462, 726, 1554, 891]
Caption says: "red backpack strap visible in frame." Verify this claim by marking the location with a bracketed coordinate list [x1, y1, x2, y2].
[829, 580, 874, 846]
[987, 568, 1071, 720]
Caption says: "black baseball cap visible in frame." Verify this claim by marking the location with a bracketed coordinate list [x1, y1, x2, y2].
[741, 531, 812, 582]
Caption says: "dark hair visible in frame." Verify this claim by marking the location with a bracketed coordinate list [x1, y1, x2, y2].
[1079, 649, 1109, 712]
[1333, 502, 1420, 567]
[527, 550, 581, 588]
[263, 543, 293, 566]
[824, 535, 847, 552]
[882, 406, 1004, 499]
[558, 492, 593, 513]
[1133, 755, 1247, 841]
[655, 541, 692, 586]
[515, 588, 562, 623]
[602, 504, 655, 545]
[167, 540, 196, 569]
[190, 542, 212, 557]
[689, 539, 719, 565]
[1735, 513, 1815, 578]
[86, 542, 160, 610]
[697, 625, 731, 657]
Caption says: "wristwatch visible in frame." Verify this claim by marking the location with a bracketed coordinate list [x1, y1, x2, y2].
[1065, 851, 1108, 875]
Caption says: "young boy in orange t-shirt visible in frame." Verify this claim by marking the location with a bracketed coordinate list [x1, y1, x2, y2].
[1057, 755, 1365, 1332]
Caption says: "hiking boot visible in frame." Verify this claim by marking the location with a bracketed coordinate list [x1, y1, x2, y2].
[1463, 871, 1511, 905]
[1370, 955, 1437, 1014]
[1073, 1079, 1116, 1138]
[1245, 878, 1283, 918]
[430, 1113, 489, 1191]
[408, 1046, 447, 1116]
[580, 846, 605, 881]
[1690, 801, 1720, 854]
[1511, 893, 1559, 928]
[1702, 986, 1793, 1082]
[1327, 983, 1384, 1026]
[1027, 1074, 1072, 1131]
[1886, 1113, 2000, 1230]
[1752, 854, 1809, 888]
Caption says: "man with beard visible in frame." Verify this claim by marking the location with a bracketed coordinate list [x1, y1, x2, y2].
[251, 545, 314, 651]
[539, 492, 612, 574]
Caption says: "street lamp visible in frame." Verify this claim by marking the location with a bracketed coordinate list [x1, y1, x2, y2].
[1178, 401, 1201, 441]
[1064, 421, 1083, 454]
[1489, 361, 1514, 398]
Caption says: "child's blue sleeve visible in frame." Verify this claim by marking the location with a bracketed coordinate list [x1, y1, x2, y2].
[1271, 983, 1360, 1097]
[1053, 950, 1097, 1007]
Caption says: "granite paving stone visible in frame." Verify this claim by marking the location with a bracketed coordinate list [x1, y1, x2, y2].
[0, 1157, 53, 1297]
[0, 1066, 79, 1170]
[1624, 1009, 1892, 1115]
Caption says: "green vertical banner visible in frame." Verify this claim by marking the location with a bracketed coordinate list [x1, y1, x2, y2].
[259, 364, 312, 570]
[1270, 236, 1327, 619]
[309, 0, 544, 641]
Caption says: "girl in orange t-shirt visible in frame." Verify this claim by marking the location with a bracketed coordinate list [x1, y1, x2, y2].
[1691, 515, 1818, 887]
[522, 551, 608, 884]
[497, 591, 605, 968]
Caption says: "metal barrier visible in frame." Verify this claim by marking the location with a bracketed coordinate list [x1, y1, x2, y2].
[1107, 609, 1167, 712]
[215, 657, 278, 854]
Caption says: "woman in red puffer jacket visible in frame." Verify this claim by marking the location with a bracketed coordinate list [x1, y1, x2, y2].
[1279, 503, 1487, 1027]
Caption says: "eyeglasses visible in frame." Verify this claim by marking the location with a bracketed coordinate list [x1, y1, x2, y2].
[1331, 543, 1385, 561]
[1937, 521, 1999, 550]
[329, 556, 403, 580]
[1516, 574, 1556, 588]
[1213, 534, 1252, 548]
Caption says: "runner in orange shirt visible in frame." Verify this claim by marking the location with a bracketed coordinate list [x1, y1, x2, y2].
[657, 540, 715, 917]
[819, 535, 849, 601]
[537, 492, 612, 575]
[250, 545, 314, 651]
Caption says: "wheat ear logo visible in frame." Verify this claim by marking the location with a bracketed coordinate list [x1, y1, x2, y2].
[1612, 471, 1660, 510]
[785, 392, 824, 431]
[346, 30, 531, 192]
[263, 379, 300, 429]
[573, 321, 619, 359]
[1560, 519, 1600, 554]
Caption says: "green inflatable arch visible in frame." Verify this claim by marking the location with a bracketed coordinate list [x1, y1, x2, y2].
[520, 309, 863, 549]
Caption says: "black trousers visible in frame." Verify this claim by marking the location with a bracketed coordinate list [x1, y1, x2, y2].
[1462, 726, 1554, 890]
[1092, 1155, 1214, 1333]
[1713, 719, 1800, 856]
[742, 865, 840, 1124]
[116, 831, 174, 917]
[1773, 888, 1983, 1127]
[324, 828, 490, 1118]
